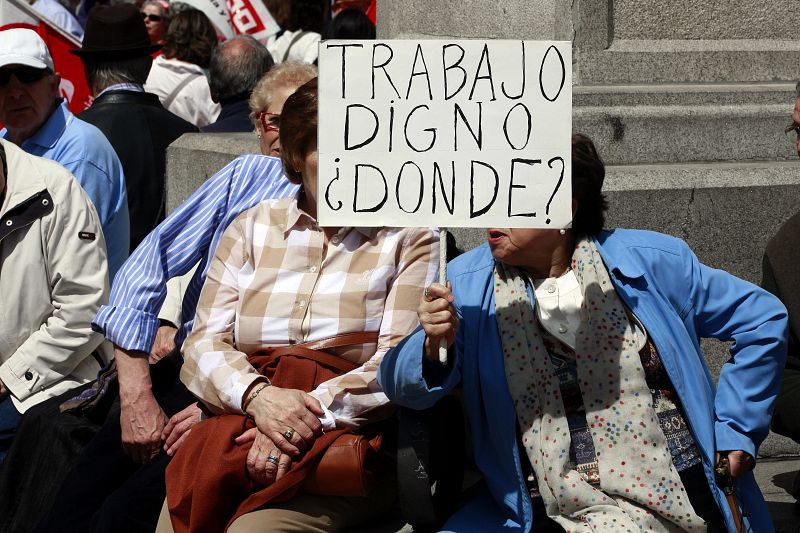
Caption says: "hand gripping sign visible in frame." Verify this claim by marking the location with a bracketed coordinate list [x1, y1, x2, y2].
[318, 40, 572, 361]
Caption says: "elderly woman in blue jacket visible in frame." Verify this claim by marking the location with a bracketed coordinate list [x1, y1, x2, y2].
[378, 134, 787, 533]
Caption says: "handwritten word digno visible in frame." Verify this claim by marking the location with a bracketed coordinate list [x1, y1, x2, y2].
[317, 40, 572, 229]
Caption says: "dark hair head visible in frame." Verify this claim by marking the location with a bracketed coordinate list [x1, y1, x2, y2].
[321, 8, 375, 39]
[209, 35, 274, 104]
[571, 133, 607, 236]
[161, 9, 217, 68]
[286, 0, 325, 34]
[280, 77, 318, 185]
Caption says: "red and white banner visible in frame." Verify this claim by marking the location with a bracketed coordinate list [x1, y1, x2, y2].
[227, 0, 279, 42]
[0, 0, 92, 114]
[181, 0, 279, 43]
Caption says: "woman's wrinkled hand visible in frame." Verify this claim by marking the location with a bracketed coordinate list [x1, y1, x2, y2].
[716, 450, 756, 478]
[244, 386, 324, 456]
[418, 282, 458, 361]
[235, 427, 292, 486]
[161, 402, 203, 456]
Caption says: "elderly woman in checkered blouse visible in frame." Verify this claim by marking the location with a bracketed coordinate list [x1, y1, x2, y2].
[157, 78, 438, 532]
[378, 135, 788, 533]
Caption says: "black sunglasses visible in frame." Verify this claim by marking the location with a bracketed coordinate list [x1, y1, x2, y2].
[141, 12, 162, 22]
[0, 66, 48, 87]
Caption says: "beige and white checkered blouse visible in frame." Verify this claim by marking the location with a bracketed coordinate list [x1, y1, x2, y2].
[180, 196, 439, 428]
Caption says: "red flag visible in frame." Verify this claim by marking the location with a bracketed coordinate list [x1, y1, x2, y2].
[0, 0, 92, 114]
[366, 0, 375, 24]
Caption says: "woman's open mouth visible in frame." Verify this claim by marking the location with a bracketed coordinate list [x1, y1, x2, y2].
[487, 229, 507, 246]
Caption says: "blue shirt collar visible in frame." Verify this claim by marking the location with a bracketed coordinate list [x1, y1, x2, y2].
[14, 99, 73, 152]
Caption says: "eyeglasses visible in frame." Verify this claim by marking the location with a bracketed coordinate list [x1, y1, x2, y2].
[141, 12, 163, 22]
[0, 66, 48, 87]
[258, 111, 280, 132]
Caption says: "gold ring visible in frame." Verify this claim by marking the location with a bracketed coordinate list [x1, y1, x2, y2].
[283, 429, 294, 440]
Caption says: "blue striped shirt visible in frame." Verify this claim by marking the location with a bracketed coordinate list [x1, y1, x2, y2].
[92, 154, 298, 352]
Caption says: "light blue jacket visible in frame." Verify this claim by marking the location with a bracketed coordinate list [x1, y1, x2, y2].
[379, 229, 788, 533]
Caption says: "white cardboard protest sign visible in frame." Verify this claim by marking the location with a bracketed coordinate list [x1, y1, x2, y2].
[318, 40, 572, 229]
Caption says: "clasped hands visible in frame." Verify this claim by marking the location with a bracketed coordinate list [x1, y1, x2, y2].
[240, 385, 325, 486]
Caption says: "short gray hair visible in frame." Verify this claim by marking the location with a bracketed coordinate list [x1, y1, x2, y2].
[248, 62, 317, 124]
[209, 35, 274, 103]
[85, 55, 153, 94]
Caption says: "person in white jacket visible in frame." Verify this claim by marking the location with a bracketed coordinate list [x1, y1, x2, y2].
[144, 9, 220, 127]
[0, 139, 112, 462]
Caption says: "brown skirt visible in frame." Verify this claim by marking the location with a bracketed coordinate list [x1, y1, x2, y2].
[165, 347, 358, 533]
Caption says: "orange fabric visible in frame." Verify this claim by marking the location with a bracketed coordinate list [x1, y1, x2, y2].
[165, 351, 353, 533]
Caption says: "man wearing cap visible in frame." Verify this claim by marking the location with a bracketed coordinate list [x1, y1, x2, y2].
[75, 4, 197, 252]
[0, 28, 129, 280]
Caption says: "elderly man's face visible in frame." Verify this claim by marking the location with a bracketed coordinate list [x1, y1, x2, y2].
[0, 66, 60, 143]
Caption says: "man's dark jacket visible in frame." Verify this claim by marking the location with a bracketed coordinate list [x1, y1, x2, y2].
[763, 211, 800, 442]
[200, 98, 253, 133]
[79, 90, 197, 252]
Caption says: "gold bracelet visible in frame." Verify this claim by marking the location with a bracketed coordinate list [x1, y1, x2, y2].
[243, 381, 270, 412]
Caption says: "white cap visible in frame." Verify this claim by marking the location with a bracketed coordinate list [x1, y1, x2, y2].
[0, 28, 54, 71]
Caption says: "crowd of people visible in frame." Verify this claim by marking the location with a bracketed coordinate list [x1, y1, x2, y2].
[0, 0, 797, 532]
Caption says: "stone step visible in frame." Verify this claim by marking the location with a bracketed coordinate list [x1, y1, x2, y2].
[577, 40, 800, 85]
[574, 89, 797, 165]
[574, 82, 795, 107]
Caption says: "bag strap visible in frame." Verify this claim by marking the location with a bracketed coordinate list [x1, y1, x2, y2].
[295, 331, 379, 351]
[163, 72, 201, 109]
[268, 345, 358, 374]
[281, 30, 308, 62]
[260, 331, 380, 375]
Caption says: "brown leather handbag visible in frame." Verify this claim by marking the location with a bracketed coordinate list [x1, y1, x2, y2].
[303, 431, 384, 497]
[257, 332, 387, 498]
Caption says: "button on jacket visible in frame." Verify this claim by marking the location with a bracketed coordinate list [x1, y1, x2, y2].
[379, 229, 788, 533]
[0, 140, 112, 413]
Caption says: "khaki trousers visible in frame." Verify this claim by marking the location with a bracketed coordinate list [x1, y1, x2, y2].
[155, 474, 397, 533]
